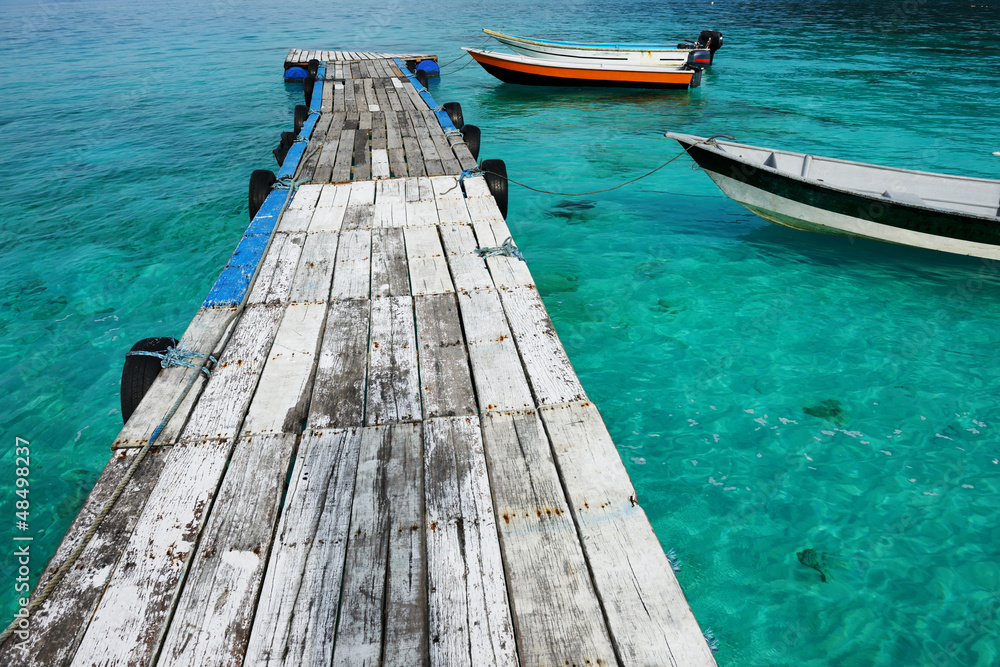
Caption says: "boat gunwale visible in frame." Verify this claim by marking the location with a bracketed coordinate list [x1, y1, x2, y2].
[668, 131, 1000, 222]
[483, 28, 689, 53]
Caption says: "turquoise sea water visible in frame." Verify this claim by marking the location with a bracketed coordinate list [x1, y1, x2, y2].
[1, 0, 999, 663]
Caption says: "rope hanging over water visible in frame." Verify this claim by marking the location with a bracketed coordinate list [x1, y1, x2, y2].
[126, 346, 218, 377]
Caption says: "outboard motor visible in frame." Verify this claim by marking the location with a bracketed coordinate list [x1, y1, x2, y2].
[697, 30, 724, 62]
[685, 49, 713, 71]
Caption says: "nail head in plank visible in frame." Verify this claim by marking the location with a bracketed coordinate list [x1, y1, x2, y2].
[540, 401, 718, 667]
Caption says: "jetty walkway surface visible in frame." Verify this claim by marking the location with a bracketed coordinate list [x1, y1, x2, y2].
[1, 50, 716, 667]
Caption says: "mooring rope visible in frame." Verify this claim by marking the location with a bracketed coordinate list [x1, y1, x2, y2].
[126, 346, 218, 377]
[475, 236, 526, 262]
[468, 135, 734, 197]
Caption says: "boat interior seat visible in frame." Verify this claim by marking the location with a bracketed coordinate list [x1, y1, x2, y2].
[882, 189, 926, 206]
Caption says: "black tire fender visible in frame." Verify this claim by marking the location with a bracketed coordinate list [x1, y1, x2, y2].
[294, 104, 309, 134]
[480, 159, 508, 219]
[415, 69, 429, 88]
[249, 169, 277, 219]
[121, 337, 179, 423]
[304, 73, 316, 106]
[461, 124, 481, 161]
[442, 102, 464, 129]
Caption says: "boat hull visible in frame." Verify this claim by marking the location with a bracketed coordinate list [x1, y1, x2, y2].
[466, 48, 697, 90]
[672, 135, 1000, 260]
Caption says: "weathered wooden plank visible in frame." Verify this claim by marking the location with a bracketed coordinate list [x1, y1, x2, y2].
[461, 175, 493, 199]
[243, 429, 362, 667]
[246, 232, 306, 306]
[540, 401, 718, 667]
[334, 80, 346, 111]
[277, 184, 322, 233]
[69, 437, 234, 666]
[371, 227, 409, 297]
[438, 224, 493, 293]
[112, 305, 238, 448]
[431, 176, 472, 226]
[497, 286, 586, 406]
[240, 302, 327, 436]
[403, 226, 453, 295]
[423, 417, 518, 667]
[401, 136, 425, 177]
[455, 288, 534, 413]
[404, 176, 437, 227]
[330, 229, 371, 299]
[0, 448, 170, 666]
[373, 178, 406, 228]
[381, 423, 427, 667]
[423, 112, 461, 174]
[332, 129, 356, 183]
[371, 148, 390, 178]
[289, 232, 339, 304]
[414, 294, 475, 419]
[310, 183, 351, 232]
[298, 114, 332, 181]
[480, 411, 617, 666]
[176, 304, 288, 442]
[157, 433, 296, 666]
[366, 296, 419, 425]
[354, 129, 371, 181]
[308, 298, 370, 429]
[313, 132, 341, 183]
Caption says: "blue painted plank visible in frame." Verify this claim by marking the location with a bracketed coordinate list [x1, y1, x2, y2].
[393, 58, 458, 133]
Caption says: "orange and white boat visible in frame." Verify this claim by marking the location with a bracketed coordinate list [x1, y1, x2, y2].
[463, 47, 710, 90]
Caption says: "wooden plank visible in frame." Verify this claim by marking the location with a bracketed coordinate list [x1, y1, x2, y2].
[332, 129, 356, 182]
[246, 232, 306, 306]
[404, 176, 437, 227]
[313, 131, 341, 183]
[332, 423, 423, 667]
[0, 448, 170, 666]
[298, 114, 332, 181]
[414, 294, 475, 419]
[240, 302, 327, 436]
[112, 305, 237, 448]
[157, 434, 296, 666]
[480, 411, 617, 666]
[381, 423, 427, 667]
[330, 229, 371, 299]
[334, 80, 346, 112]
[455, 288, 533, 413]
[371, 227, 409, 297]
[278, 184, 322, 232]
[401, 136, 425, 177]
[322, 76, 334, 112]
[403, 226, 453, 295]
[289, 232, 339, 303]
[69, 438, 234, 666]
[540, 401, 719, 667]
[371, 149, 391, 179]
[423, 111, 461, 174]
[373, 179, 406, 228]
[176, 304, 288, 442]
[354, 129, 371, 181]
[438, 224, 493, 293]
[423, 417, 518, 667]
[310, 183, 351, 232]
[497, 286, 586, 406]
[243, 429, 362, 667]
[366, 296, 420, 425]
[431, 176, 472, 226]
[308, 298, 370, 429]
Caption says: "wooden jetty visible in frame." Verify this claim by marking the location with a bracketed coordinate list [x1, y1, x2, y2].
[0, 50, 716, 667]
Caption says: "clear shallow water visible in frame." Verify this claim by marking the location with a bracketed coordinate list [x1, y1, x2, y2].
[1, 0, 999, 663]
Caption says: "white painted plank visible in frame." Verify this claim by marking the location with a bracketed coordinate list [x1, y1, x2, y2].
[246, 232, 307, 306]
[497, 286, 587, 406]
[289, 232, 339, 304]
[330, 229, 372, 300]
[371, 228, 410, 297]
[480, 411, 616, 666]
[431, 176, 471, 226]
[540, 401, 718, 667]
[158, 434, 296, 666]
[366, 296, 419, 425]
[240, 303, 327, 436]
[438, 224, 494, 294]
[461, 175, 493, 199]
[310, 183, 352, 232]
[404, 226, 453, 295]
[455, 289, 533, 413]
[176, 304, 287, 442]
[423, 417, 518, 667]
[243, 429, 362, 667]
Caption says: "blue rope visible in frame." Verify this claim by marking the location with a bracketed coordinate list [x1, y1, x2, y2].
[127, 347, 217, 377]
[271, 176, 312, 191]
[459, 167, 480, 184]
[475, 237, 525, 262]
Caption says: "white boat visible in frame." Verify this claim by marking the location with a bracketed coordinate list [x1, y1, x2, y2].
[483, 28, 723, 68]
[667, 132, 1000, 259]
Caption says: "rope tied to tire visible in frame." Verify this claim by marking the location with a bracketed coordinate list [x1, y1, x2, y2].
[458, 167, 480, 184]
[126, 346, 218, 377]
[271, 176, 312, 191]
[475, 236, 525, 262]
